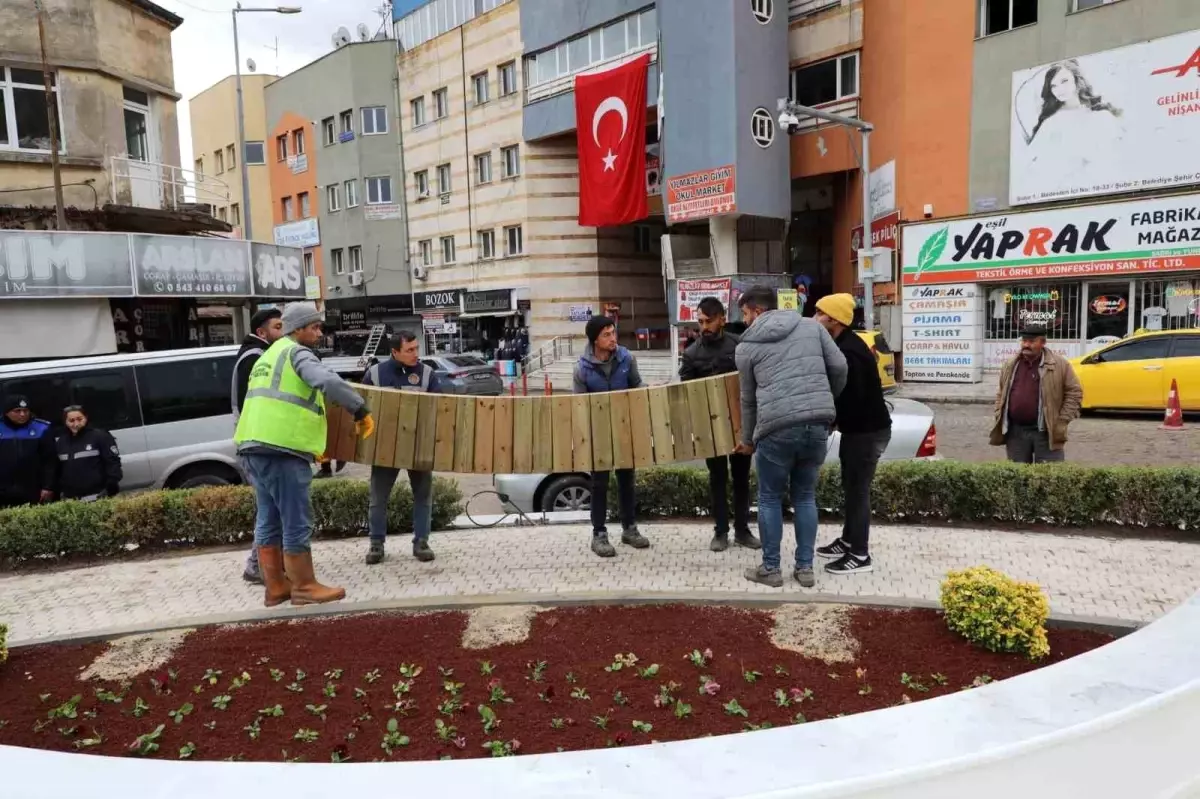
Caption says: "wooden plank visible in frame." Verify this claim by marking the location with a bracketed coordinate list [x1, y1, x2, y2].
[492, 397, 514, 474]
[687, 380, 715, 459]
[667, 383, 695, 460]
[453, 397, 476, 473]
[373, 389, 402, 467]
[322, 401, 344, 461]
[394, 391, 420, 469]
[334, 402, 358, 462]
[571, 394, 593, 471]
[551, 396, 574, 472]
[706, 377, 735, 456]
[413, 393, 437, 470]
[512, 397, 534, 473]
[531, 395, 554, 473]
[627, 388, 654, 468]
[589, 394, 614, 471]
[432, 395, 457, 472]
[473, 398, 496, 474]
[725, 373, 743, 445]
[608, 390, 634, 469]
[354, 386, 382, 464]
[647, 386, 674, 465]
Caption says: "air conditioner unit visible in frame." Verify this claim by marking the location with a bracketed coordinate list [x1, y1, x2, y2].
[348, 272, 364, 287]
[412, 265, 429, 281]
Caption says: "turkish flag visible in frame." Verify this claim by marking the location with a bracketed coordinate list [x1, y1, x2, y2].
[574, 54, 650, 227]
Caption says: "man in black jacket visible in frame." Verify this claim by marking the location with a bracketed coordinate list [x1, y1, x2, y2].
[812, 294, 891, 575]
[231, 307, 283, 584]
[679, 297, 760, 553]
[0, 395, 56, 509]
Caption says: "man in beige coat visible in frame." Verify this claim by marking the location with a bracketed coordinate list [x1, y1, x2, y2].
[990, 325, 1083, 462]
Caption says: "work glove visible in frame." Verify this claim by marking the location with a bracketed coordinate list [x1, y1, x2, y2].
[314, 453, 330, 464]
[355, 414, 375, 440]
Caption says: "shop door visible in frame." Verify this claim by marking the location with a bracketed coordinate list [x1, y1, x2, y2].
[1084, 282, 1132, 344]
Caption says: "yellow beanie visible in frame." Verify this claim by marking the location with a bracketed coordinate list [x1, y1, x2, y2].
[815, 293, 855, 327]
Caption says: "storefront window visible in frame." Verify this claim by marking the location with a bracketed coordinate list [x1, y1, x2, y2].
[1085, 282, 1131, 341]
[1134, 278, 1200, 332]
[984, 283, 1081, 341]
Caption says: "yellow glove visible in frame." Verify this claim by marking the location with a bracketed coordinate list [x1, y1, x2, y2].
[315, 453, 330, 464]
[355, 414, 375, 440]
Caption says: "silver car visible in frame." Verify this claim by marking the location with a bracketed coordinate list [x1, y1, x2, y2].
[493, 397, 937, 514]
[422, 355, 504, 396]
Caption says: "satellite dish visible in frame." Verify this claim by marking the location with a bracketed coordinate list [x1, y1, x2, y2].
[357, 22, 371, 41]
[246, 57, 256, 73]
[332, 26, 351, 48]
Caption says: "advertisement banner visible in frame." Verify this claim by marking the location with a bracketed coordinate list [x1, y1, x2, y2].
[273, 218, 320, 249]
[1009, 29, 1200, 206]
[568, 304, 593, 322]
[131, 234, 251, 297]
[869, 160, 896, 221]
[676, 278, 732, 322]
[0, 230, 134, 298]
[249, 242, 306, 298]
[416, 288, 462, 313]
[666, 165, 737, 223]
[901, 193, 1200, 285]
[900, 281, 984, 383]
[851, 210, 901, 253]
[365, 204, 403, 221]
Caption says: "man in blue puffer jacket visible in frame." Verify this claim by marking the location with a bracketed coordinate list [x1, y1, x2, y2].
[572, 315, 650, 558]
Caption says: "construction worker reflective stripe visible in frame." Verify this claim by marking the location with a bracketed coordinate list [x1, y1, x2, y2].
[244, 352, 324, 414]
[234, 338, 328, 456]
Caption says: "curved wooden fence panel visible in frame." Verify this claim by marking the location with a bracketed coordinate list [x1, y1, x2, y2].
[323, 373, 742, 474]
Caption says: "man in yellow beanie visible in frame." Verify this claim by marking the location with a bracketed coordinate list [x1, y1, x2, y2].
[812, 293, 891, 576]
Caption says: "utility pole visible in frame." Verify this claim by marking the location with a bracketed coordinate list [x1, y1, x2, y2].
[34, 0, 67, 230]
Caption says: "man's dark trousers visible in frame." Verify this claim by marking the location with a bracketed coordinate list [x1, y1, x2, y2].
[839, 430, 891, 556]
[590, 469, 636, 533]
[707, 453, 752, 536]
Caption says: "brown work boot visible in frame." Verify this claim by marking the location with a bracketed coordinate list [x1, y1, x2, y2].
[257, 545, 291, 607]
[283, 551, 346, 606]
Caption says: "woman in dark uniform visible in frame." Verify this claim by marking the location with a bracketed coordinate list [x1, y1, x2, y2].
[54, 405, 123, 501]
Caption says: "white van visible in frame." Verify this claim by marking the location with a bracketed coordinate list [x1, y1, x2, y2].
[0, 346, 244, 491]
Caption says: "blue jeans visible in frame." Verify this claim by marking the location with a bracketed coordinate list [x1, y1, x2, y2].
[755, 425, 829, 572]
[368, 467, 433, 544]
[242, 453, 314, 554]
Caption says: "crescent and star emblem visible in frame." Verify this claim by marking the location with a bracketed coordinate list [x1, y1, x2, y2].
[591, 96, 629, 172]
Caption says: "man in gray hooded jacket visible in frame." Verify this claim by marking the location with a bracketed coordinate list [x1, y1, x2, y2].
[733, 286, 847, 589]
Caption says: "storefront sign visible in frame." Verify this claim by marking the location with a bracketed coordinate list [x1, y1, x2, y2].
[365, 204, 403, 221]
[851, 210, 901, 254]
[416, 288, 462, 312]
[869, 160, 896, 221]
[273, 218, 320, 249]
[249, 242, 306, 298]
[0, 230, 134, 298]
[463, 289, 513, 315]
[1090, 295, 1128, 315]
[676, 278, 732, 322]
[777, 289, 799, 311]
[341, 310, 367, 330]
[131, 234, 251, 297]
[901, 193, 1200, 286]
[666, 165, 737, 223]
[568, 304, 594, 322]
[1009, 29, 1200, 206]
[421, 314, 456, 334]
[901, 281, 984, 383]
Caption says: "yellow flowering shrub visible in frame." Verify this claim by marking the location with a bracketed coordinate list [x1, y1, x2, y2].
[940, 566, 1051, 660]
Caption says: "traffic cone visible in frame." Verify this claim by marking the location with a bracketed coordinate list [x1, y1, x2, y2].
[1161, 378, 1184, 431]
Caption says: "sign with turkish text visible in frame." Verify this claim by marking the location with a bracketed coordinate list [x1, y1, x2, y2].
[273, 218, 320, 249]
[901, 280, 984, 383]
[675, 278, 732, 323]
[568, 304, 594, 322]
[365, 204, 403, 221]
[131, 234, 252, 297]
[666, 165, 737, 223]
[869, 160, 896, 221]
[777, 289, 799, 311]
[0, 230, 134, 298]
[416, 288, 463, 313]
[249, 242, 306, 298]
[463, 289, 513, 315]
[851, 210, 901, 253]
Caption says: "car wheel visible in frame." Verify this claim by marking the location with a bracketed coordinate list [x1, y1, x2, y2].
[170, 463, 241, 490]
[540, 475, 592, 512]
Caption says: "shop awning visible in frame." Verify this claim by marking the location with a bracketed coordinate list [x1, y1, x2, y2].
[0, 299, 117, 359]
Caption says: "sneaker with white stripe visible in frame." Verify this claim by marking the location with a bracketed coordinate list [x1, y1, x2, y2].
[824, 553, 873, 575]
[816, 538, 851, 559]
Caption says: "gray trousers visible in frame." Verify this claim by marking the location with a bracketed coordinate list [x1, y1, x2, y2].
[1005, 424, 1065, 464]
[369, 466, 433, 544]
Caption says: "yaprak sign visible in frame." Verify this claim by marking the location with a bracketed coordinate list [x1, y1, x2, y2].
[1010, 29, 1200, 206]
[901, 192, 1200, 285]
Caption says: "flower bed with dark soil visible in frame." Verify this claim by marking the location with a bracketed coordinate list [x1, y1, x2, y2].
[0, 604, 1114, 763]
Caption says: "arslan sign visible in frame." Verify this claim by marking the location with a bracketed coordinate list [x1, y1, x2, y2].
[902, 193, 1200, 285]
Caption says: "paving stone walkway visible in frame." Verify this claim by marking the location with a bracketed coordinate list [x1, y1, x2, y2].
[3, 522, 1198, 645]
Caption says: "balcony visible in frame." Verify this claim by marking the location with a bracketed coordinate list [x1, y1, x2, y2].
[109, 156, 231, 212]
[788, 96, 859, 131]
[525, 43, 657, 106]
[789, 0, 844, 20]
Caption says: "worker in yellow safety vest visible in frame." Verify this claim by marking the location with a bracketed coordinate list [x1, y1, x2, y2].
[235, 302, 375, 607]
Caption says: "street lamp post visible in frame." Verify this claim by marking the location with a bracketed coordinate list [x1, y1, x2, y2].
[232, 3, 301, 242]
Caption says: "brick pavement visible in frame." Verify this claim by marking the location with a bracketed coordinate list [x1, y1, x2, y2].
[2, 522, 1197, 645]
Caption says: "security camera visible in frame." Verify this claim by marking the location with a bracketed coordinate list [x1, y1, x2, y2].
[778, 111, 800, 135]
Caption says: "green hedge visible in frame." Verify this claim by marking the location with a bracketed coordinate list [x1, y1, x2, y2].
[0, 478, 463, 568]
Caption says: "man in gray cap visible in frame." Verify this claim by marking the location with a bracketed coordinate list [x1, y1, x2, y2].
[235, 302, 375, 607]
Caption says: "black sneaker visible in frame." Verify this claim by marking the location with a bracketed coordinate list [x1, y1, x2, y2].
[591, 534, 616, 558]
[242, 566, 263, 585]
[365, 540, 385, 565]
[710, 533, 729, 552]
[733, 529, 762, 550]
[413, 539, 435, 562]
[816, 538, 851, 559]
[620, 526, 650, 549]
[825, 553, 873, 575]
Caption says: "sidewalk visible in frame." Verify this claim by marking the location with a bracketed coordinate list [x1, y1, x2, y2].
[3, 522, 1196, 645]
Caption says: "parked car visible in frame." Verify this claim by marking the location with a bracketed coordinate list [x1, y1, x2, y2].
[1071, 329, 1200, 411]
[422, 355, 504, 396]
[0, 346, 245, 491]
[856, 330, 897, 393]
[493, 397, 938, 514]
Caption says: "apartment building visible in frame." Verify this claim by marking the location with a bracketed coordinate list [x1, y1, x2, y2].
[189, 74, 278, 239]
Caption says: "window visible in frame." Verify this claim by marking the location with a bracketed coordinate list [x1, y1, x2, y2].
[331, 248, 345, 275]
[322, 116, 336, 145]
[0, 369, 140, 432]
[475, 152, 492, 184]
[136, 358, 235, 426]
[214, 148, 225, 173]
[292, 128, 306, 155]
[1172, 336, 1200, 358]
[472, 72, 490, 105]
[276, 134, 288, 161]
[1074, 0, 1121, 8]
[410, 96, 426, 127]
[790, 52, 859, 107]
[345, 179, 358, 207]
[437, 163, 452, 195]
[0, 67, 62, 152]
[244, 141, 265, 164]
[217, 206, 228, 222]
[226, 144, 236, 170]
[601, 19, 626, 60]
[414, 170, 430, 197]
[751, 0, 773, 23]
[498, 61, 517, 96]
[299, 191, 311, 218]
[419, 239, 433, 267]
[478, 229, 495, 259]
[523, 7, 656, 88]
[634, 225, 652, 254]
[1096, 338, 1170, 363]
[981, 0, 1037, 36]
[503, 225, 523, 257]
[441, 235, 456, 264]
[303, 251, 314, 277]
[230, 203, 241, 226]
[281, 196, 294, 221]
[433, 88, 449, 119]
[349, 245, 363, 273]
[339, 109, 353, 134]
[194, 157, 204, 177]
[326, 184, 341, 212]
[362, 106, 388, 135]
[500, 145, 520, 179]
[366, 176, 393, 205]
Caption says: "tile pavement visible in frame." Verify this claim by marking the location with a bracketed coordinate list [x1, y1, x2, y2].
[2, 523, 1198, 645]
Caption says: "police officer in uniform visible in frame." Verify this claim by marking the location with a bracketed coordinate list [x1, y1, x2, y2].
[0, 395, 56, 509]
[53, 405, 123, 501]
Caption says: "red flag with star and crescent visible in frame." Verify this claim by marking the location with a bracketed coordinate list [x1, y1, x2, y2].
[574, 53, 651, 227]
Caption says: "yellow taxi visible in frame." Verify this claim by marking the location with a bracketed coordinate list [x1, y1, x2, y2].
[856, 330, 897, 393]
[1070, 329, 1200, 411]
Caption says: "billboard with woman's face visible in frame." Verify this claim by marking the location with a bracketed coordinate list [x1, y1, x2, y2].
[1009, 29, 1200, 207]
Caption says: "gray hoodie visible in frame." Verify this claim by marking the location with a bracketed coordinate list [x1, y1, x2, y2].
[734, 310, 847, 445]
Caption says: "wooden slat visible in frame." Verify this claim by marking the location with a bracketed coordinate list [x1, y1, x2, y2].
[512, 397, 534, 473]
[687, 380, 715, 459]
[373, 389, 402, 467]
[667, 383, 695, 460]
[334, 403, 358, 462]
[571, 394, 593, 471]
[627, 389, 655, 468]
[492, 397, 514, 474]
[551, 396, 574, 472]
[432, 395, 457, 472]
[725, 373, 743, 445]
[531, 395, 554, 473]
[453, 397, 476, 473]
[589, 394, 613, 471]
[413, 393, 437, 470]
[394, 392, 420, 469]
[706, 377, 735, 456]
[647, 386, 674, 465]
[473, 398, 496, 474]
[323, 402, 344, 461]
[608, 390, 634, 469]
[354, 386, 382, 464]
